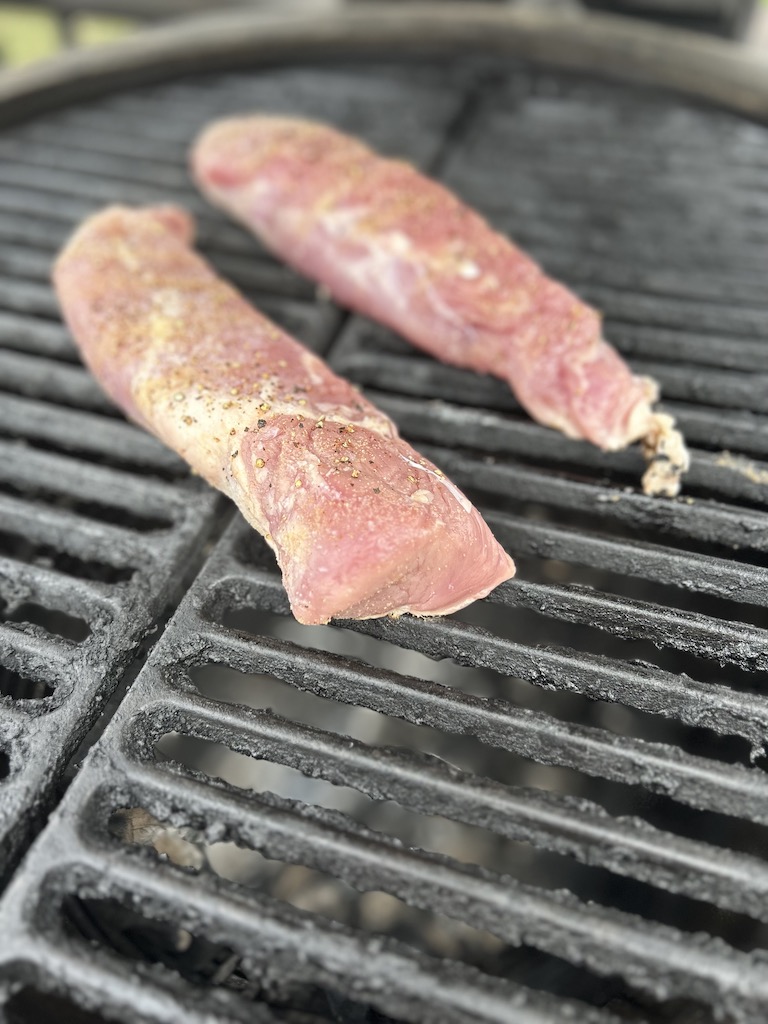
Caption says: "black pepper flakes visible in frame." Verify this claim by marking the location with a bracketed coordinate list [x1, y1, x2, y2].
[257, 419, 267, 429]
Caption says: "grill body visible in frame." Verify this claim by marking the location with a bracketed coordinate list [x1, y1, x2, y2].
[1, 9, 768, 1023]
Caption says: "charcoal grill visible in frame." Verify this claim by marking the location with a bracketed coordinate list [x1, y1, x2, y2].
[2, 5, 768, 1023]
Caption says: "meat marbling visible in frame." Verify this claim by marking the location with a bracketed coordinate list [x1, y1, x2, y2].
[53, 205, 515, 624]
[192, 116, 689, 497]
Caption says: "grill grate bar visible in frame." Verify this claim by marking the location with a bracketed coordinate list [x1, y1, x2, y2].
[0, 312, 76, 361]
[488, 213, 768, 276]
[137, 750, 768, 927]
[349, 605, 768, 751]
[487, 509, 768, 605]
[530, 251, 768, 310]
[0, 492, 145, 571]
[465, 102, 768, 161]
[0, 621, 73, 680]
[0, 186, 103, 227]
[468, 199, 768, 262]
[670, 404, 768, 459]
[0, 213, 71, 252]
[193, 583, 768, 823]
[13, 120, 189, 164]
[423, 445, 768, 555]
[0, 440, 188, 518]
[370, 391, 768, 507]
[493, 578, 768, 673]
[123, 693, 768, 1014]
[122, 761, 768, 982]
[207, 558, 768, 753]
[132, 627, 768, 921]
[610, 323, 768, 372]
[0, 278, 62, 320]
[332, 340, 768, 459]
[0, 393, 185, 475]
[0, 554, 115, 618]
[52, 843, 626, 1024]
[0, 163, 212, 217]
[0, 143, 192, 190]
[628, 360, 768, 414]
[0, 349, 112, 411]
[452, 134, 768, 186]
[508, 237, 768, 295]
[0, 246, 66, 284]
[586, 288, 768, 345]
[446, 161, 768, 231]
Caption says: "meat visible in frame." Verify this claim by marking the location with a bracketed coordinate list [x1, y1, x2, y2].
[53, 205, 515, 624]
[192, 116, 689, 497]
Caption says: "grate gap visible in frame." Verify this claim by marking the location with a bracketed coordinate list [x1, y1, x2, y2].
[215, 607, 757, 771]
[153, 724, 768, 951]
[0, 748, 10, 780]
[62, 894, 241, 988]
[0, 665, 53, 700]
[5, 989, 112, 1024]
[219, 607, 489, 694]
[184, 654, 768, 863]
[202, 841, 768, 961]
[454, 597, 766, 703]
[60, 894, 395, 1022]
[104, 800, 625, 1013]
[186, 662, 583, 809]
[511, 553, 768, 626]
[209, 846, 511, 976]
[4, 601, 90, 643]
[465, 487, 768, 569]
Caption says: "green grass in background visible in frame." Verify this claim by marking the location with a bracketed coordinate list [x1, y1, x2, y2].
[0, 5, 59, 64]
[0, 3, 135, 66]
[75, 12, 136, 48]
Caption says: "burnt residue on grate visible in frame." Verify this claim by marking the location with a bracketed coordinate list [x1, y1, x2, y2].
[2, 53, 768, 1024]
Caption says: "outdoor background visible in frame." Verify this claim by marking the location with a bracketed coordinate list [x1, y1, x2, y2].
[0, 0, 768, 68]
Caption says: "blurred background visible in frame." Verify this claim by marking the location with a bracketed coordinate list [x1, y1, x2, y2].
[0, 0, 767, 70]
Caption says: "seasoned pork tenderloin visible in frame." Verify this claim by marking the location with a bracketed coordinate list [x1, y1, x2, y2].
[53, 205, 515, 624]
[192, 116, 688, 497]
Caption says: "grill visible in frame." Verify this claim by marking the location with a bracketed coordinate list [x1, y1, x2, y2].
[1, 6, 768, 1023]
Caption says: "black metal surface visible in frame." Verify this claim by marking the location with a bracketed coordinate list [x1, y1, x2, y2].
[1, 42, 768, 1024]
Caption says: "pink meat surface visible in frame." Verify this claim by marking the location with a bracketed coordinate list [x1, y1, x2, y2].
[192, 116, 689, 497]
[53, 205, 514, 624]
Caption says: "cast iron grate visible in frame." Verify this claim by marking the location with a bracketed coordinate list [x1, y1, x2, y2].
[2, 47, 768, 1024]
[0, 62, 462, 887]
[0, 236, 222, 880]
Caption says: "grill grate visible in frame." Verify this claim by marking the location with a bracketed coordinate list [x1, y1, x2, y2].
[0, 62, 465, 886]
[0, 342, 222, 880]
[1, 38, 768, 1024]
